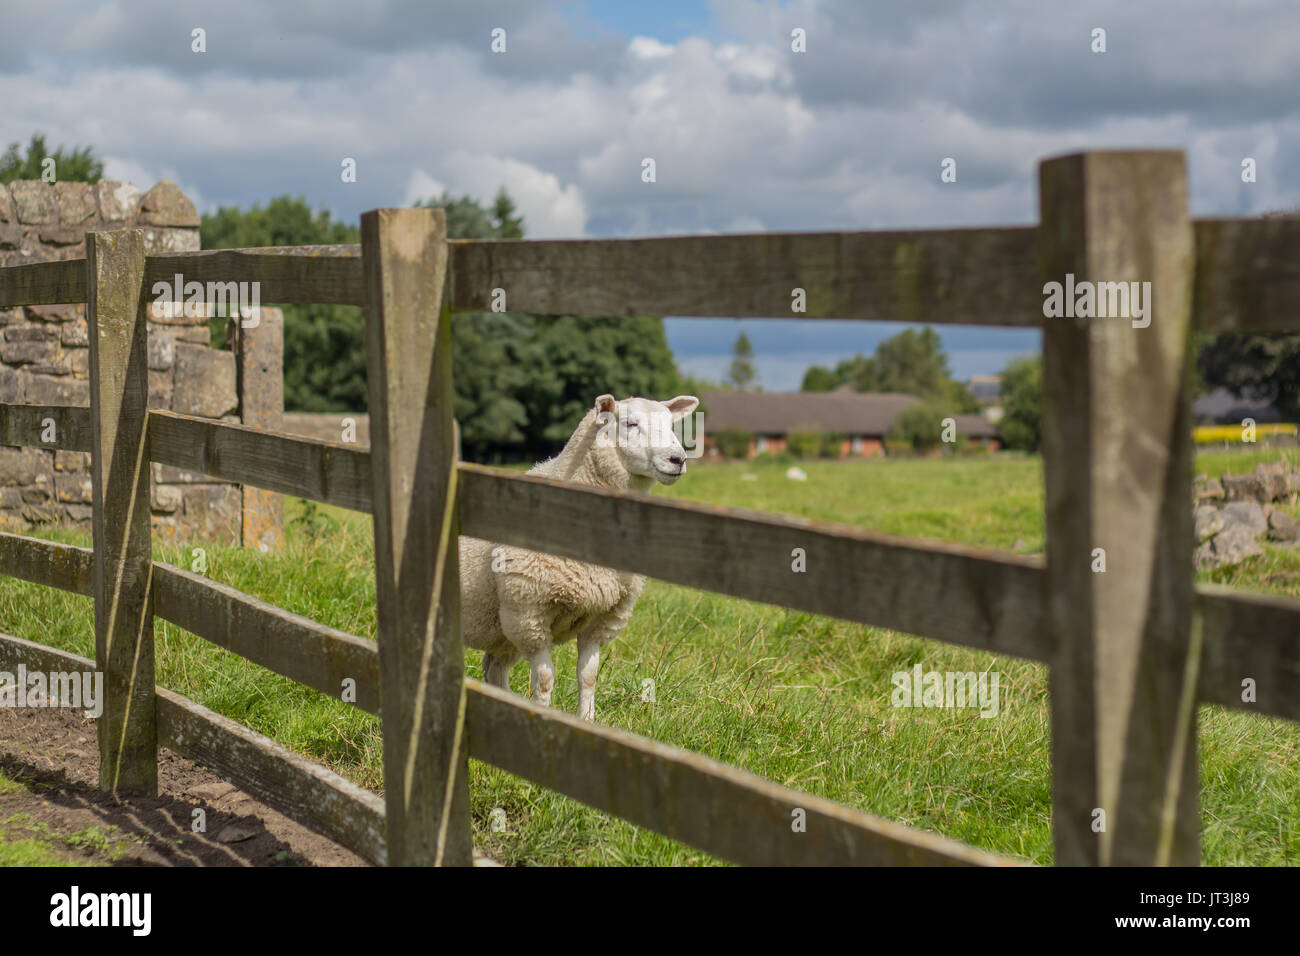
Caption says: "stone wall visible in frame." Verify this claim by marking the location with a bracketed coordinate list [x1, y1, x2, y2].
[0, 178, 247, 545]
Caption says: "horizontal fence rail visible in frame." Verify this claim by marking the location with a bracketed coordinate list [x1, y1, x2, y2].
[459, 463, 1050, 661]
[1192, 216, 1300, 333]
[1197, 585, 1300, 722]
[152, 561, 382, 716]
[0, 217, 1295, 331]
[0, 532, 93, 595]
[146, 245, 363, 306]
[0, 629, 387, 865]
[0, 258, 87, 308]
[149, 410, 373, 512]
[156, 685, 387, 865]
[464, 678, 1015, 866]
[3, 457, 1300, 726]
[0, 532, 1022, 866]
[0, 404, 92, 452]
[1, 178, 1298, 867]
[447, 228, 1045, 325]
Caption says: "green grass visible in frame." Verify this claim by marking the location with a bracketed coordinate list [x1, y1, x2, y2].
[0, 777, 100, 866]
[1, 448, 1297, 865]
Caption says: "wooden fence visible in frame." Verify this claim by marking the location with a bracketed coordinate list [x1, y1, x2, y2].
[0, 149, 1297, 866]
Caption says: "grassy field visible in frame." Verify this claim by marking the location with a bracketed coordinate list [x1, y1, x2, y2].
[1, 447, 1297, 865]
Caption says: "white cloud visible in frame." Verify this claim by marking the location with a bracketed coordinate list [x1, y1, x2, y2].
[100, 155, 156, 191]
[440, 152, 588, 238]
[403, 169, 447, 206]
[628, 36, 674, 60]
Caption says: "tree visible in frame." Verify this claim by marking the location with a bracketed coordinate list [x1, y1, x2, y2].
[414, 188, 531, 459]
[515, 314, 682, 451]
[713, 428, 754, 459]
[491, 187, 525, 239]
[1196, 209, 1300, 417]
[201, 197, 365, 411]
[729, 331, 757, 390]
[869, 327, 953, 396]
[997, 356, 1043, 452]
[415, 186, 525, 240]
[803, 326, 979, 411]
[888, 401, 949, 450]
[1198, 333, 1300, 420]
[0, 133, 104, 184]
[800, 364, 841, 391]
[203, 188, 686, 461]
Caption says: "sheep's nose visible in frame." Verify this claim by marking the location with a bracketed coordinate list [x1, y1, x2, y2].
[667, 454, 685, 467]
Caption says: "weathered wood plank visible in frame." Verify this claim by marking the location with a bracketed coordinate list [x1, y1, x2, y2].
[447, 227, 1044, 324]
[1198, 585, 1300, 722]
[155, 686, 386, 865]
[0, 404, 93, 451]
[38, 505, 1300, 727]
[0, 532, 93, 595]
[152, 561, 380, 715]
[465, 679, 1019, 866]
[363, 206, 471, 866]
[0, 630, 385, 864]
[148, 410, 372, 513]
[87, 228, 156, 796]
[1194, 216, 1300, 333]
[231, 306, 286, 551]
[0, 259, 87, 307]
[0, 631, 96, 685]
[1040, 151, 1199, 866]
[458, 463, 1050, 662]
[144, 244, 364, 306]
[6, 219, 1299, 328]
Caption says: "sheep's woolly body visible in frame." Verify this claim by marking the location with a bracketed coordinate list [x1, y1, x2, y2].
[460, 394, 698, 720]
[460, 407, 647, 658]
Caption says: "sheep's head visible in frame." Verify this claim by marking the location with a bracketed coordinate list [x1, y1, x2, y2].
[594, 393, 700, 486]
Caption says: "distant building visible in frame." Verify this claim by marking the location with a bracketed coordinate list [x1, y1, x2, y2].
[967, 374, 1003, 424]
[700, 390, 1000, 458]
[1192, 388, 1283, 425]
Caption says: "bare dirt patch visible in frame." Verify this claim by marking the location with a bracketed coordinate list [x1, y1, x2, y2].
[0, 705, 367, 866]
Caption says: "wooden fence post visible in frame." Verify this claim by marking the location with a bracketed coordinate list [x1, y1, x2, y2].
[362, 207, 472, 866]
[232, 306, 285, 552]
[1039, 151, 1199, 865]
[86, 228, 157, 795]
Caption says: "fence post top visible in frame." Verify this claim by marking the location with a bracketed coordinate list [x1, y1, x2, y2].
[1038, 147, 1187, 170]
[85, 226, 147, 250]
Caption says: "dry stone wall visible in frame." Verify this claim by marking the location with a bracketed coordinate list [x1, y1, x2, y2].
[0, 178, 245, 544]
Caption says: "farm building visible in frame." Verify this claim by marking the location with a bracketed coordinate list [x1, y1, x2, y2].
[699, 387, 1000, 458]
[1192, 387, 1284, 425]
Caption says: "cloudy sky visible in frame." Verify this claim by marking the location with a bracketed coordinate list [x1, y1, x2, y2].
[3, 0, 1297, 389]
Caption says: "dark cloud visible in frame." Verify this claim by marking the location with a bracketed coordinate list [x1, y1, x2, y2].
[0, 0, 626, 81]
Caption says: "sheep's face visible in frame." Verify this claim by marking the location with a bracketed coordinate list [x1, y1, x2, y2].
[595, 394, 700, 485]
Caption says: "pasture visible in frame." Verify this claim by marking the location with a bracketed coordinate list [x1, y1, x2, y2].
[2, 447, 1296, 866]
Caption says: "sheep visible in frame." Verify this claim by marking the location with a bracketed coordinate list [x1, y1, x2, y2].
[460, 393, 700, 720]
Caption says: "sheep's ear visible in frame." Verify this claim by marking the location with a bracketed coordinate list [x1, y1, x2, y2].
[665, 395, 700, 421]
[595, 394, 617, 415]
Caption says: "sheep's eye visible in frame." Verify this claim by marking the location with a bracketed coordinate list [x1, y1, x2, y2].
[625, 420, 639, 429]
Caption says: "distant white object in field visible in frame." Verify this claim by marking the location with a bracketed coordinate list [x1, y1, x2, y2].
[786, 467, 808, 481]
[460, 393, 700, 721]
[740, 473, 758, 482]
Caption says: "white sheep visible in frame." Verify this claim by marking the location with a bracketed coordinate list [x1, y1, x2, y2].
[460, 393, 700, 720]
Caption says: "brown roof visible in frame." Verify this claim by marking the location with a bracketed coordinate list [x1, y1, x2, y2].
[701, 390, 999, 438]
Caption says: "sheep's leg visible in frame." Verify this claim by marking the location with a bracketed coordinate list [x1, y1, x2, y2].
[482, 651, 521, 690]
[573, 586, 642, 721]
[499, 600, 557, 706]
[577, 639, 600, 721]
[527, 649, 556, 707]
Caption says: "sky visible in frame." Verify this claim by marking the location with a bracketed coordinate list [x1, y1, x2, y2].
[2, 0, 1297, 390]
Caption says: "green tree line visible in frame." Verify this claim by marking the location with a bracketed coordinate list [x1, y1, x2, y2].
[201, 189, 686, 462]
[10, 134, 1297, 460]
